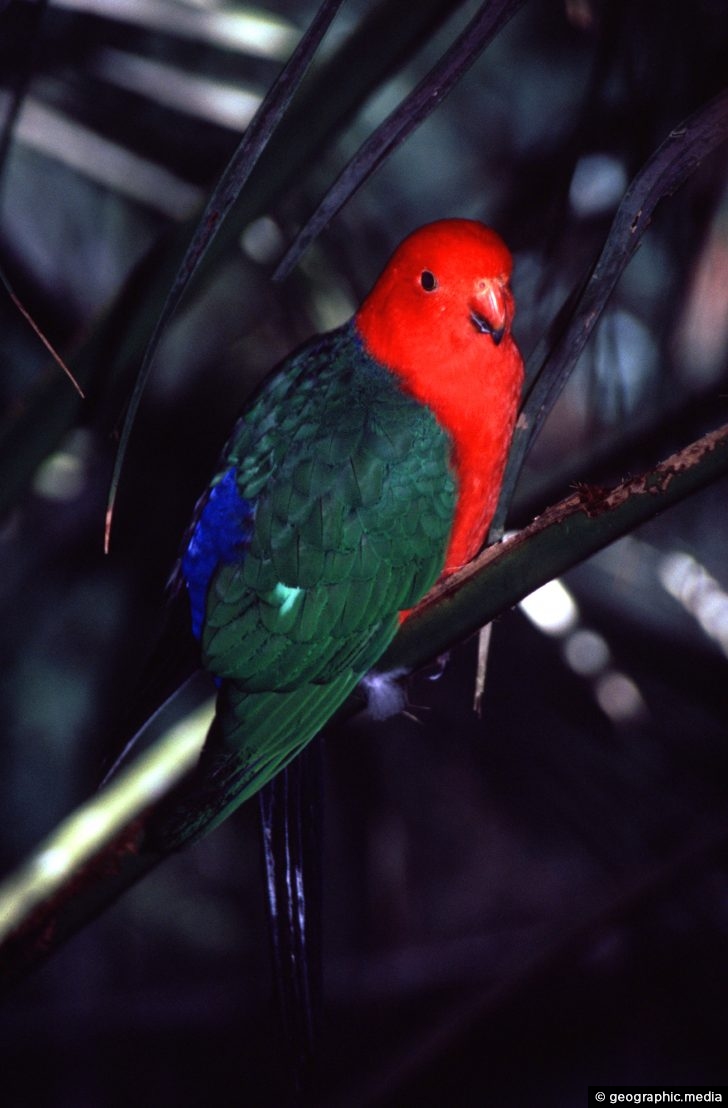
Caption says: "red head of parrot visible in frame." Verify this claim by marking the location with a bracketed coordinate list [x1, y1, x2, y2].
[355, 218, 524, 576]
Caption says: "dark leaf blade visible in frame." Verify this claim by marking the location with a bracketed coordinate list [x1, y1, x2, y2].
[104, 0, 345, 551]
[273, 0, 528, 282]
[0, 1, 462, 522]
[492, 87, 728, 534]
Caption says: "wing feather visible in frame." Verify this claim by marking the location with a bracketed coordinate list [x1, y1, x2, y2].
[178, 322, 457, 775]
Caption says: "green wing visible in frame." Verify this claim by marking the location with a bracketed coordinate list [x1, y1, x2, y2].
[178, 323, 456, 839]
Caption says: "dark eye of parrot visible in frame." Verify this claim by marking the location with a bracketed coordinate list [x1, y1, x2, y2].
[420, 270, 438, 292]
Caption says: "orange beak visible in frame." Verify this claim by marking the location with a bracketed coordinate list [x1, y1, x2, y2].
[470, 276, 513, 346]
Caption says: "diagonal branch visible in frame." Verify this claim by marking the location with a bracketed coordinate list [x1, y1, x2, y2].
[384, 420, 728, 672]
[1, 418, 727, 989]
[492, 86, 728, 534]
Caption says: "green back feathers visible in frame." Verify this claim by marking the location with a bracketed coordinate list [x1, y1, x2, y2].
[176, 322, 457, 837]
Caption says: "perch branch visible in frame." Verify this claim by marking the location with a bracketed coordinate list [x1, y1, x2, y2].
[1, 419, 727, 988]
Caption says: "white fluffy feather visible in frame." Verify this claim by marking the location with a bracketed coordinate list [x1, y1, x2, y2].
[359, 667, 411, 721]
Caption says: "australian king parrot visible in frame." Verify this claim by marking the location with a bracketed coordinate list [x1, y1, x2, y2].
[168, 218, 524, 843]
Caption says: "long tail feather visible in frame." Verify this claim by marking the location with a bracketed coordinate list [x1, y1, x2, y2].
[154, 669, 359, 850]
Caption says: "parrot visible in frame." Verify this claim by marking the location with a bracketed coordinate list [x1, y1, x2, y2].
[166, 218, 524, 846]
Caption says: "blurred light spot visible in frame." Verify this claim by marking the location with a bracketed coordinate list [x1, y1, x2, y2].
[563, 629, 610, 676]
[595, 671, 645, 722]
[659, 551, 694, 595]
[569, 153, 627, 217]
[675, 208, 728, 384]
[72, 808, 116, 844]
[33, 450, 85, 501]
[311, 286, 357, 332]
[34, 846, 73, 880]
[659, 551, 728, 657]
[565, 0, 596, 30]
[519, 579, 578, 636]
[242, 216, 285, 264]
[48, 0, 297, 60]
[94, 49, 262, 130]
[593, 310, 655, 417]
[15, 98, 203, 219]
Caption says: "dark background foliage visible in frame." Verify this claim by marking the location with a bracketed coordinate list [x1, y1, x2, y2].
[1, 0, 727, 1104]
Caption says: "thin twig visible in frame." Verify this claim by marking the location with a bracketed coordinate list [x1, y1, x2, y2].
[0, 268, 84, 398]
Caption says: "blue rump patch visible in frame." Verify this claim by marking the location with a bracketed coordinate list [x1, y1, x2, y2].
[181, 467, 255, 639]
